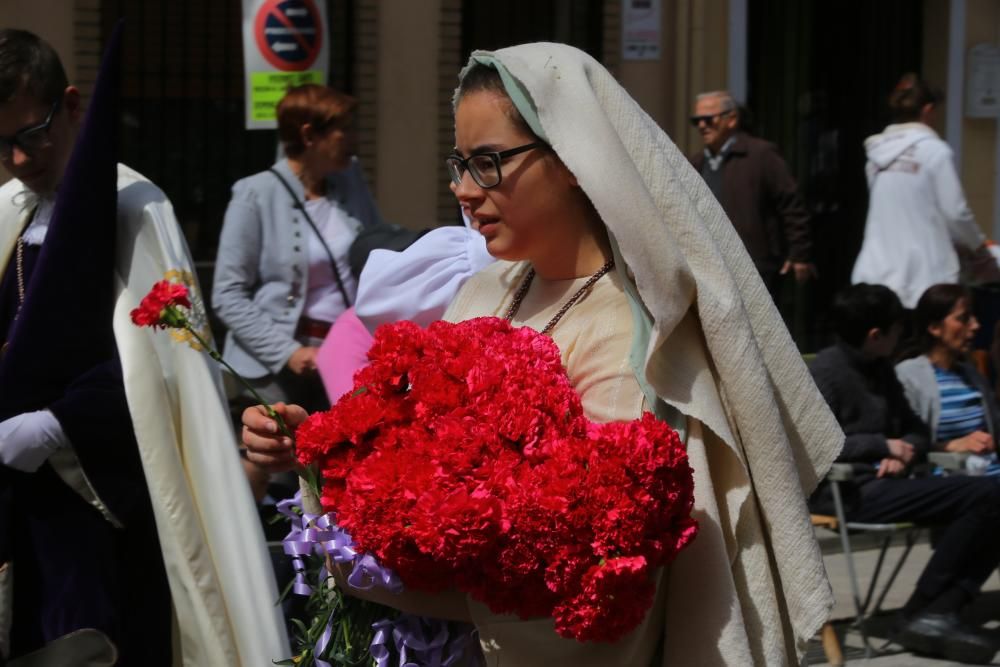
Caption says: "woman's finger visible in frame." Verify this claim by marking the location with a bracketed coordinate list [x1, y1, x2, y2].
[245, 448, 296, 473]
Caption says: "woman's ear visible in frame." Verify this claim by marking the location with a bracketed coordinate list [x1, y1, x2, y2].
[299, 123, 315, 148]
[927, 321, 943, 341]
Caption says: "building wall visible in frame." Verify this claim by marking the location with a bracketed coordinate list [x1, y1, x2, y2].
[373, 0, 444, 228]
[960, 0, 1000, 236]
[614, 0, 729, 154]
[0, 1, 77, 84]
[3, 1, 995, 241]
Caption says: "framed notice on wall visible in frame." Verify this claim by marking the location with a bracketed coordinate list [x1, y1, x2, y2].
[622, 0, 662, 61]
[967, 43, 1000, 119]
[242, 0, 330, 129]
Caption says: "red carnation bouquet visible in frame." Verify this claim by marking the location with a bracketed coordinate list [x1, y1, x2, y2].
[296, 316, 698, 642]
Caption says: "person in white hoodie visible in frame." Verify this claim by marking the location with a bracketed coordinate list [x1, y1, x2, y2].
[852, 74, 994, 309]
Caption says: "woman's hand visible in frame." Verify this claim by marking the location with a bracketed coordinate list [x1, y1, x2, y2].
[241, 402, 309, 473]
[945, 430, 995, 454]
[287, 346, 319, 375]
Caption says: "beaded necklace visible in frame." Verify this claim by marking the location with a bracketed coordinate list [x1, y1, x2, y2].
[503, 259, 615, 335]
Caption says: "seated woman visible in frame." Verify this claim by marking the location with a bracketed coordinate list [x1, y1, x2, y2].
[213, 84, 381, 412]
[896, 283, 999, 457]
[243, 43, 843, 665]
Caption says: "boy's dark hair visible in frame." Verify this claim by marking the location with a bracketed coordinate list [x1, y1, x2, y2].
[831, 283, 904, 347]
[0, 29, 68, 105]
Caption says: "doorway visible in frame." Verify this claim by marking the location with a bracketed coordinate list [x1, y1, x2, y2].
[747, 0, 923, 348]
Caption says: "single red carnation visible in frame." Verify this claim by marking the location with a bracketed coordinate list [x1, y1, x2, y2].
[130, 280, 191, 328]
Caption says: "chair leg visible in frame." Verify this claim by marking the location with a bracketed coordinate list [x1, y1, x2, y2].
[821, 622, 845, 667]
[831, 480, 875, 657]
[872, 529, 919, 616]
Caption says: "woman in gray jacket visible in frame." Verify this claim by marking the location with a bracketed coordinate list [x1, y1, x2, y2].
[896, 283, 999, 455]
[212, 85, 381, 410]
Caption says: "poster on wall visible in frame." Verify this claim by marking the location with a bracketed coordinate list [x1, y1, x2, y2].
[242, 0, 330, 129]
[622, 0, 661, 61]
[967, 43, 1000, 119]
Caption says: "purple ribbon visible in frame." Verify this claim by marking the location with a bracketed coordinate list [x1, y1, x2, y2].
[280, 492, 478, 666]
[370, 615, 483, 667]
[279, 493, 404, 597]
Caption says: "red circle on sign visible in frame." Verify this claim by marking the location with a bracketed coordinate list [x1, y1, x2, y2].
[254, 0, 324, 71]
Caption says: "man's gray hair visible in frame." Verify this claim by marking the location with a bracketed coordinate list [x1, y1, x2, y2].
[695, 91, 737, 112]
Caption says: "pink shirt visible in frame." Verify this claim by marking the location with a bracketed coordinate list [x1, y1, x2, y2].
[316, 307, 373, 403]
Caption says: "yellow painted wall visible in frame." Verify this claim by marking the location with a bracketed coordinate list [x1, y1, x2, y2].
[0, 1, 76, 85]
[617, 0, 729, 154]
[374, 0, 442, 229]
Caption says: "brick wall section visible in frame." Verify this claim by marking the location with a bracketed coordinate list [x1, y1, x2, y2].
[603, 0, 621, 78]
[355, 0, 378, 191]
[74, 0, 102, 102]
[436, 0, 462, 224]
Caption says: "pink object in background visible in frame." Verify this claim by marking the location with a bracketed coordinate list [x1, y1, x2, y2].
[317, 307, 374, 403]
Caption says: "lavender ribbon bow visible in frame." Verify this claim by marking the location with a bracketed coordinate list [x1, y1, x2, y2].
[370, 615, 483, 667]
[280, 492, 478, 666]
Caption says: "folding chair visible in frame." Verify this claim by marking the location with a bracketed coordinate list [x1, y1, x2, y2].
[815, 463, 922, 659]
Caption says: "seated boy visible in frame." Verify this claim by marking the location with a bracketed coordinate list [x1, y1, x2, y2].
[810, 283, 1000, 664]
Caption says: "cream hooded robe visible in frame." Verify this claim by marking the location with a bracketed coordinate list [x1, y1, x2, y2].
[444, 43, 844, 666]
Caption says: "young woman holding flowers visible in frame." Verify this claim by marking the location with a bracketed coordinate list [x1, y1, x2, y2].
[244, 43, 844, 665]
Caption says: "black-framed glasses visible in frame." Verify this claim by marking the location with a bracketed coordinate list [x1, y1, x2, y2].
[0, 100, 60, 160]
[689, 110, 733, 127]
[445, 141, 545, 189]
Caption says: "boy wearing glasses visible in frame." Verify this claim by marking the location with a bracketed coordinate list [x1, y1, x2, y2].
[688, 90, 815, 294]
[0, 28, 287, 666]
[0, 28, 177, 665]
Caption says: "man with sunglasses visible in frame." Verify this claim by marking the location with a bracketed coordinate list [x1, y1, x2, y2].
[688, 91, 815, 296]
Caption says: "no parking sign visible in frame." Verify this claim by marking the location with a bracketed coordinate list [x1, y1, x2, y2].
[242, 0, 330, 129]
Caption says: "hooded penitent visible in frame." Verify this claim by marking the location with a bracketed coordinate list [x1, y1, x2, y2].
[0, 22, 290, 665]
[0, 25, 121, 415]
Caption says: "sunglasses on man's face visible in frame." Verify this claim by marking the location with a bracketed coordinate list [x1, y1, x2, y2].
[0, 100, 60, 160]
[689, 110, 733, 128]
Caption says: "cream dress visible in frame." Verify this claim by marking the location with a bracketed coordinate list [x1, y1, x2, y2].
[444, 259, 667, 667]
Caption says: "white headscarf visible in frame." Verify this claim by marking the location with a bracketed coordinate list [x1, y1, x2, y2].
[461, 44, 843, 664]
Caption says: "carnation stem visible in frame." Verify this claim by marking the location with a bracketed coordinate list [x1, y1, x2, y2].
[183, 324, 321, 494]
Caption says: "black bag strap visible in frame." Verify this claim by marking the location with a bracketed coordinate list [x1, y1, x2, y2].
[268, 167, 352, 308]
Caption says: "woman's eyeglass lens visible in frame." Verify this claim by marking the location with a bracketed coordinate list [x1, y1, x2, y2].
[446, 141, 544, 189]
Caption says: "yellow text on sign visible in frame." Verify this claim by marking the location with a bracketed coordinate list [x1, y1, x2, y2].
[250, 70, 325, 121]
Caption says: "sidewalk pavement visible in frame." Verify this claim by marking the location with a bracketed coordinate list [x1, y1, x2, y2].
[809, 533, 1000, 665]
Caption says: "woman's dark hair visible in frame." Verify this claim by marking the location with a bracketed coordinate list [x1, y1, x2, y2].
[913, 283, 971, 352]
[831, 283, 904, 347]
[456, 63, 537, 139]
[276, 84, 356, 157]
[888, 73, 943, 123]
[0, 29, 68, 105]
